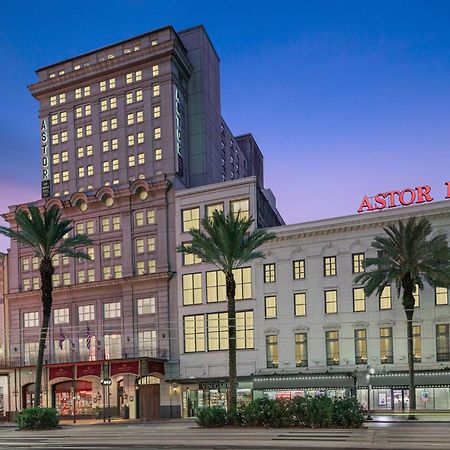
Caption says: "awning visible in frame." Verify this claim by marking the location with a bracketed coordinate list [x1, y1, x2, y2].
[368, 371, 450, 388]
[253, 374, 355, 390]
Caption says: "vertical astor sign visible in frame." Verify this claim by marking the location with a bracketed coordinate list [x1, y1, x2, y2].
[41, 118, 51, 198]
[174, 85, 184, 177]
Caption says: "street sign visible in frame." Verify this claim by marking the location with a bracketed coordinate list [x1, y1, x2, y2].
[101, 378, 112, 386]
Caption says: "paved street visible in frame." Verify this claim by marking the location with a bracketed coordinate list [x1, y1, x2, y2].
[0, 421, 450, 449]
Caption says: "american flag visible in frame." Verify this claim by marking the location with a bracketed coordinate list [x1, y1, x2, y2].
[58, 328, 65, 350]
[86, 327, 94, 350]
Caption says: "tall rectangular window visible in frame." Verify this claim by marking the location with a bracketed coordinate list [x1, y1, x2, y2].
[294, 292, 306, 316]
[413, 325, 422, 362]
[263, 263, 276, 283]
[352, 253, 365, 274]
[234, 267, 252, 299]
[436, 287, 449, 305]
[184, 315, 205, 353]
[24, 342, 39, 365]
[353, 287, 366, 312]
[104, 334, 122, 359]
[380, 327, 393, 364]
[230, 198, 249, 220]
[324, 256, 337, 276]
[207, 312, 228, 351]
[293, 260, 305, 279]
[138, 330, 157, 357]
[414, 284, 420, 308]
[436, 324, 450, 361]
[236, 310, 254, 349]
[182, 273, 202, 305]
[205, 203, 224, 221]
[326, 330, 340, 365]
[354, 329, 367, 364]
[264, 295, 277, 319]
[182, 243, 202, 266]
[295, 333, 308, 367]
[206, 270, 226, 303]
[182, 207, 200, 232]
[379, 286, 392, 310]
[324, 290, 338, 314]
[266, 335, 278, 368]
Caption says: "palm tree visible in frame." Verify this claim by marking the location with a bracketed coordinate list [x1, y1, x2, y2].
[355, 217, 450, 419]
[178, 210, 275, 412]
[0, 204, 92, 408]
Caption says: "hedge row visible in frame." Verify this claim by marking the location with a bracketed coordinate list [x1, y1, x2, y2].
[16, 407, 60, 430]
[197, 397, 364, 428]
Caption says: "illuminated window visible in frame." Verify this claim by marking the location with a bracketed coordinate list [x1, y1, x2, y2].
[137, 132, 144, 144]
[137, 297, 156, 315]
[152, 65, 159, 76]
[128, 155, 136, 167]
[86, 144, 93, 156]
[153, 105, 160, 118]
[182, 207, 200, 232]
[126, 92, 133, 104]
[353, 287, 366, 312]
[50, 96, 57, 106]
[266, 335, 278, 368]
[326, 330, 340, 365]
[414, 284, 420, 308]
[100, 80, 106, 91]
[76, 127, 83, 139]
[86, 220, 94, 235]
[103, 161, 110, 173]
[152, 84, 160, 97]
[147, 237, 155, 252]
[183, 243, 202, 265]
[380, 327, 393, 364]
[112, 216, 120, 230]
[52, 274, 60, 287]
[136, 261, 145, 275]
[135, 238, 145, 254]
[24, 311, 39, 327]
[52, 133, 59, 145]
[61, 151, 68, 162]
[101, 218, 110, 232]
[136, 70, 142, 81]
[138, 152, 145, 165]
[101, 120, 108, 132]
[104, 334, 122, 359]
[127, 135, 135, 146]
[61, 131, 68, 143]
[126, 73, 133, 84]
[234, 267, 252, 300]
[263, 263, 276, 283]
[183, 315, 205, 353]
[294, 292, 306, 316]
[230, 198, 249, 220]
[62, 171, 69, 182]
[135, 211, 144, 226]
[206, 203, 223, 221]
[85, 105, 91, 116]
[61, 111, 67, 122]
[102, 141, 109, 152]
[413, 325, 421, 362]
[87, 165, 94, 176]
[148, 260, 156, 273]
[206, 312, 228, 351]
[54, 308, 69, 325]
[77, 270, 85, 284]
[325, 289, 338, 314]
[436, 287, 448, 305]
[295, 333, 308, 367]
[293, 260, 305, 279]
[265, 295, 277, 318]
[63, 272, 71, 286]
[32, 257, 39, 270]
[380, 286, 392, 310]
[136, 89, 143, 101]
[146, 210, 155, 224]
[154, 148, 162, 160]
[324, 256, 337, 276]
[111, 138, 118, 150]
[153, 127, 161, 139]
[436, 324, 450, 361]
[86, 246, 95, 261]
[353, 253, 365, 273]
[111, 118, 117, 129]
[103, 266, 112, 280]
[104, 301, 121, 319]
[51, 113, 58, 125]
[21, 257, 29, 272]
[206, 271, 226, 303]
[138, 330, 157, 357]
[137, 110, 144, 122]
[182, 273, 202, 305]
[102, 243, 111, 259]
[59, 93, 66, 103]
[78, 167, 85, 178]
[77, 147, 84, 158]
[112, 159, 119, 171]
[127, 113, 134, 125]
[354, 329, 368, 364]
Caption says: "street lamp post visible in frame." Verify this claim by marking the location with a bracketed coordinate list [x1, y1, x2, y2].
[366, 367, 375, 420]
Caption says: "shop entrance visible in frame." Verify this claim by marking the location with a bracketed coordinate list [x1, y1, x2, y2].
[22, 383, 35, 409]
[137, 376, 160, 420]
[392, 389, 409, 411]
[52, 380, 93, 417]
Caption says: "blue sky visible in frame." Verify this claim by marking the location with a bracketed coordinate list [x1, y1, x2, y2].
[1, 0, 450, 250]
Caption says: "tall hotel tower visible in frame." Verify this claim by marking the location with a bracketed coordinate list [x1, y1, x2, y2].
[0, 25, 283, 420]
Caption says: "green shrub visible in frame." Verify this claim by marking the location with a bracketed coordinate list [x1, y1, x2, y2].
[16, 407, 60, 430]
[196, 406, 227, 427]
[332, 397, 364, 428]
[240, 398, 294, 427]
[303, 397, 334, 428]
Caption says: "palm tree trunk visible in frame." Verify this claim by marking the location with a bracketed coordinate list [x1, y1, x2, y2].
[405, 307, 416, 419]
[225, 271, 237, 412]
[34, 258, 54, 408]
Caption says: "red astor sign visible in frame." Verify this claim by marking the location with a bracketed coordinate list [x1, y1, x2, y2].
[358, 182, 450, 213]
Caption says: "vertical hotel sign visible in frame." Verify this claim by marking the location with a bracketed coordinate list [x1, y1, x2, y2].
[174, 85, 184, 177]
[41, 118, 51, 198]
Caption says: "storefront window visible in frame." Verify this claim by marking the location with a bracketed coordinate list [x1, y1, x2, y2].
[53, 380, 93, 416]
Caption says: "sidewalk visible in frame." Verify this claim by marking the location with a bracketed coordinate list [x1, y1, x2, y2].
[367, 412, 450, 423]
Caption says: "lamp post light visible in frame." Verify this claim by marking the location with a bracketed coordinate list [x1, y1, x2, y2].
[366, 367, 375, 421]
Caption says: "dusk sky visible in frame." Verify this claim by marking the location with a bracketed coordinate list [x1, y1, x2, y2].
[1, 0, 450, 251]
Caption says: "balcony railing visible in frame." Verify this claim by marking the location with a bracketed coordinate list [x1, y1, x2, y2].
[0, 347, 168, 369]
